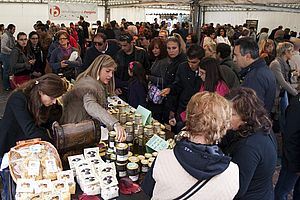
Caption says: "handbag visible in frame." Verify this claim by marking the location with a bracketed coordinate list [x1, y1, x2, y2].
[148, 78, 164, 104]
[173, 177, 212, 200]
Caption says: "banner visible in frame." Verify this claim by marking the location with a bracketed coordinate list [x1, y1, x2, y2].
[48, 2, 97, 21]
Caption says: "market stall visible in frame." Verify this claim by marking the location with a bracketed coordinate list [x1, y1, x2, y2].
[6, 96, 175, 200]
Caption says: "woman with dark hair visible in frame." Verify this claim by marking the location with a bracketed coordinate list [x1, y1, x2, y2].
[221, 87, 277, 200]
[0, 73, 66, 199]
[199, 57, 229, 96]
[49, 30, 82, 80]
[142, 92, 239, 199]
[0, 73, 67, 156]
[127, 61, 147, 108]
[216, 27, 231, 46]
[147, 37, 168, 121]
[10, 32, 35, 88]
[28, 31, 46, 77]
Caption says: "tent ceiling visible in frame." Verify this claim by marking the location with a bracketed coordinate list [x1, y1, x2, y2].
[0, 0, 299, 12]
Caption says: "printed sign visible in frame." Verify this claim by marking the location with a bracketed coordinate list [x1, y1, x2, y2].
[48, 2, 97, 21]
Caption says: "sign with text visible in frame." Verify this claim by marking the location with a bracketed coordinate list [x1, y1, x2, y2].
[48, 2, 97, 21]
[146, 134, 168, 152]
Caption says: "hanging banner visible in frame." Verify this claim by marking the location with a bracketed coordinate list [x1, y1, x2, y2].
[48, 2, 97, 21]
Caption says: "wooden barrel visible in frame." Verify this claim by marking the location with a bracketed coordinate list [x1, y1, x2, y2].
[52, 120, 101, 152]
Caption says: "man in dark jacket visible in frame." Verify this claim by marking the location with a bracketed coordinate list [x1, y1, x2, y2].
[115, 33, 150, 101]
[274, 94, 300, 199]
[82, 33, 120, 70]
[161, 45, 205, 133]
[234, 37, 276, 113]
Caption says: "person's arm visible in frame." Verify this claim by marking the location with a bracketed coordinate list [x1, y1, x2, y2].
[10, 49, 31, 74]
[9, 92, 49, 140]
[271, 62, 298, 96]
[83, 93, 118, 131]
[49, 49, 61, 72]
[231, 145, 260, 198]
[1, 34, 13, 53]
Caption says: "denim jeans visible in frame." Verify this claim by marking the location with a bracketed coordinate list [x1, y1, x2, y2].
[0, 157, 16, 200]
[0, 53, 11, 90]
[274, 160, 300, 200]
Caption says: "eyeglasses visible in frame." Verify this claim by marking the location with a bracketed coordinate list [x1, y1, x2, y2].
[18, 38, 28, 41]
[59, 37, 68, 41]
[93, 42, 104, 46]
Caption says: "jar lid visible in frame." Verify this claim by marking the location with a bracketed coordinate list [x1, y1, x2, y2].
[141, 159, 149, 165]
[128, 151, 133, 157]
[149, 157, 155, 162]
[137, 155, 145, 161]
[145, 125, 153, 129]
[159, 131, 166, 135]
[153, 122, 160, 126]
[116, 143, 128, 150]
[126, 122, 133, 126]
[109, 131, 116, 136]
[152, 152, 158, 157]
[144, 153, 152, 159]
[127, 162, 139, 170]
[128, 156, 139, 163]
[135, 113, 142, 117]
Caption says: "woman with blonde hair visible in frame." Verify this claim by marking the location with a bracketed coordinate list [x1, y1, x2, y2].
[259, 39, 275, 66]
[60, 54, 126, 141]
[142, 92, 239, 200]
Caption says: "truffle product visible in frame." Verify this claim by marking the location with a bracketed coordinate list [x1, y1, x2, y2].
[141, 159, 149, 173]
[67, 154, 84, 175]
[125, 122, 134, 134]
[152, 152, 158, 157]
[57, 170, 76, 194]
[84, 147, 100, 159]
[128, 156, 139, 164]
[34, 179, 53, 193]
[144, 153, 152, 159]
[159, 131, 166, 140]
[115, 162, 127, 178]
[108, 131, 117, 149]
[52, 180, 70, 200]
[101, 185, 119, 200]
[127, 162, 139, 182]
[153, 122, 161, 134]
[116, 143, 129, 162]
[16, 179, 35, 193]
[135, 114, 142, 125]
[119, 113, 127, 124]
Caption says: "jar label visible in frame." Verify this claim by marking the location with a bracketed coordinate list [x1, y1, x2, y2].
[129, 175, 139, 182]
[119, 171, 127, 177]
[142, 166, 149, 173]
[117, 154, 128, 162]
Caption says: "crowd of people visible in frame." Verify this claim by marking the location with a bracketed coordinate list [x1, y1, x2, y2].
[0, 16, 300, 200]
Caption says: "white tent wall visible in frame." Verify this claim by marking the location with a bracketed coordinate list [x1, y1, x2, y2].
[110, 7, 146, 23]
[0, 3, 105, 35]
[205, 11, 300, 32]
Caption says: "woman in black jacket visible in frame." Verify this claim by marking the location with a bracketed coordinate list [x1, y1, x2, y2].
[28, 31, 46, 77]
[221, 87, 277, 200]
[163, 36, 187, 125]
[0, 74, 66, 199]
[10, 32, 35, 89]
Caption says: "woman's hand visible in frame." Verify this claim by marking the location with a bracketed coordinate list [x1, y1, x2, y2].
[114, 123, 126, 142]
[60, 60, 68, 68]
